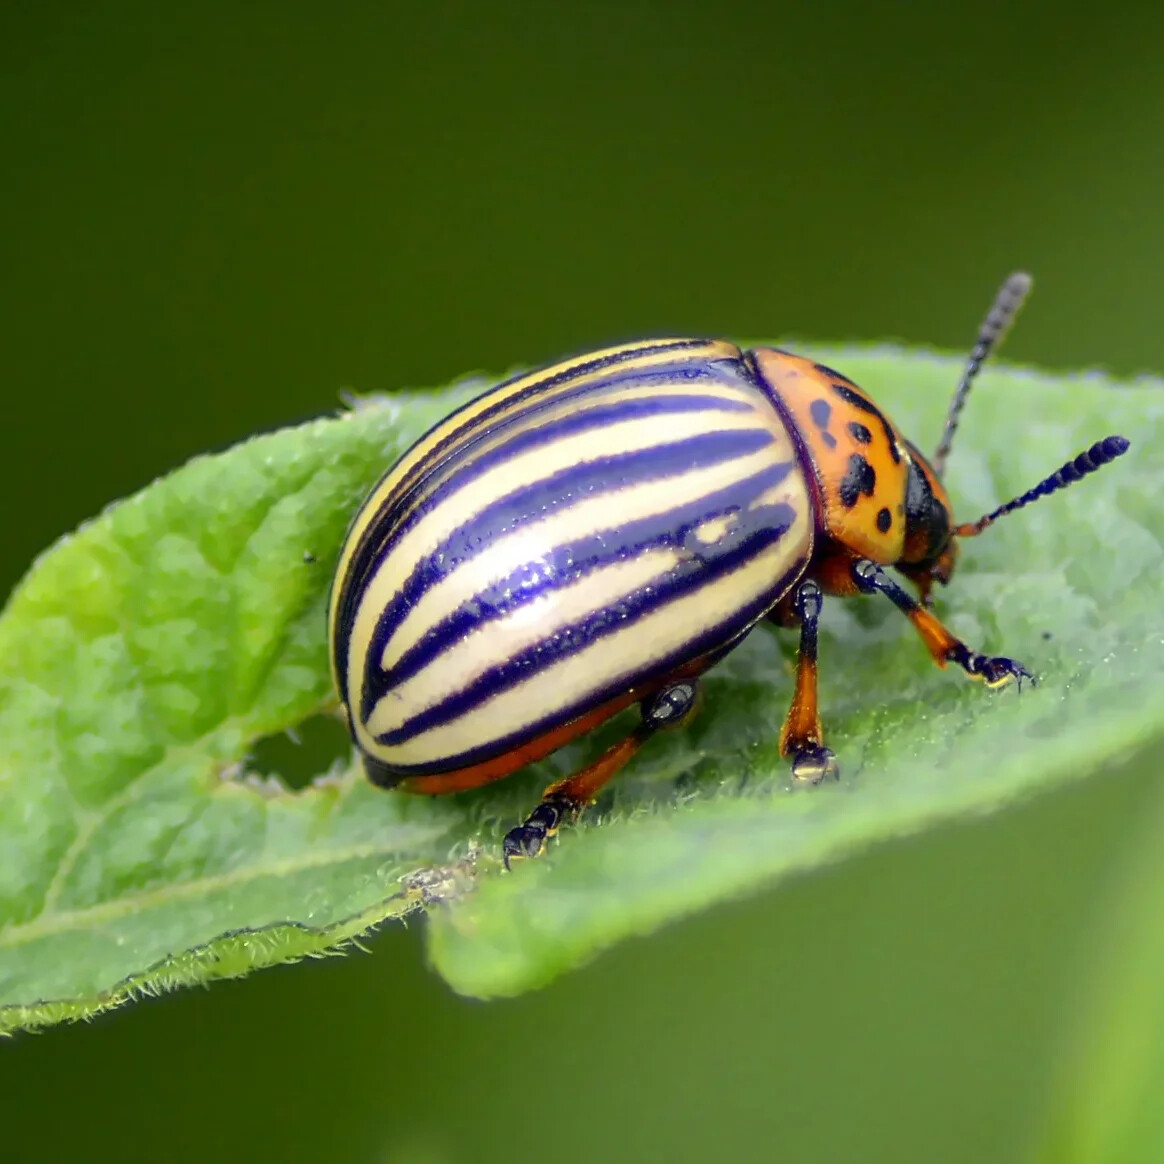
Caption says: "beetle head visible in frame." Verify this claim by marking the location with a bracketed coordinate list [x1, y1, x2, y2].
[896, 444, 959, 602]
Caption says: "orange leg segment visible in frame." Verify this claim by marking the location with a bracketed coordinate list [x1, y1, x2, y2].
[778, 580, 840, 784]
[502, 680, 700, 867]
[850, 559, 1034, 688]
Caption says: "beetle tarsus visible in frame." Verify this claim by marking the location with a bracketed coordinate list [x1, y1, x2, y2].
[503, 792, 577, 868]
[944, 644, 1035, 689]
[790, 744, 839, 785]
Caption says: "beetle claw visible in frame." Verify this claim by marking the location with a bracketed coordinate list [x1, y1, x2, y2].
[502, 793, 574, 868]
[945, 642, 1037, 690]
[502, 828, 539, 869]
[791, 745, 840, 786]
[979, 654, 1036, 689]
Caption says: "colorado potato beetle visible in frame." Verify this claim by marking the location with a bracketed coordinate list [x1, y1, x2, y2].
[328, 274, 1129, 864]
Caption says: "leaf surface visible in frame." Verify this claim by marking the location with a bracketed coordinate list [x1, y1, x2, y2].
[1, 351, 1160, 1030]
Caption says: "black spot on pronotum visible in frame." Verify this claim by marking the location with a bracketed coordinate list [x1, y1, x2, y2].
[839, 454, 877, 508]
[821, 431, 837, 449]
[847, 421, 873, 444]
[810, 399, 831, 428]
[829, 382, 902, 463]
[830, 381, 875, 413]
[876, 507, 892, 533]
[303, 551, 318, 564]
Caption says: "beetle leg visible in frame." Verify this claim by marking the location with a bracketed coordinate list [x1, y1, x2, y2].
[502, 680, 701, 867]
[849, 559, 1035, 687]
[779, 579, 840, 784]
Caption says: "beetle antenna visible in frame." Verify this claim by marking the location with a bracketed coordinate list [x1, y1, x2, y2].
[954, 436, 1129, 538]
[932, 271, 1033, 478]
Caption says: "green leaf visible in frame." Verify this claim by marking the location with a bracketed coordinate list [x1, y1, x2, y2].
[1, 351, 1161, 1031]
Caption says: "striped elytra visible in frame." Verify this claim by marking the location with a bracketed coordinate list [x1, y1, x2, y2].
[329, 339, 815, 788]
[329, 275, 1130, 862]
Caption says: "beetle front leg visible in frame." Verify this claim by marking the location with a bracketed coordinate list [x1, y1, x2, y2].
[779, 579, 840, 784]
[503, 680, 701, 867]
[850, 559, 1035, 687]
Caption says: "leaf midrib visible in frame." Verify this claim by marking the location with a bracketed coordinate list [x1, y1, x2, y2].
[0, 834, 439, 950]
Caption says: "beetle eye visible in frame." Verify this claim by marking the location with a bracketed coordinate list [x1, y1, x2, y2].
[902, 458, 952, 567]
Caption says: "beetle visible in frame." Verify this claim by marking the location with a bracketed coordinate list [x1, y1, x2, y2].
[328, 273, 1129, 865]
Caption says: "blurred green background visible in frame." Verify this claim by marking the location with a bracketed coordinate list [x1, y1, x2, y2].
[2, 2, 1163, 1160]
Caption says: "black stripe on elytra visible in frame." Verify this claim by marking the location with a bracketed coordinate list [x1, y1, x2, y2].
[401, 381, 753, 526]
[335, 373, 754, 690]
[829, 381, 902, 464]
[388, 340, 727, 511]
[369, 556, 809, 777]
[366, 459, 796, 705]
[371, 497, 799, 745]
[332, 341, 733, 690]
[356, 417, 774, 662]
[370, 363, 744, 568]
